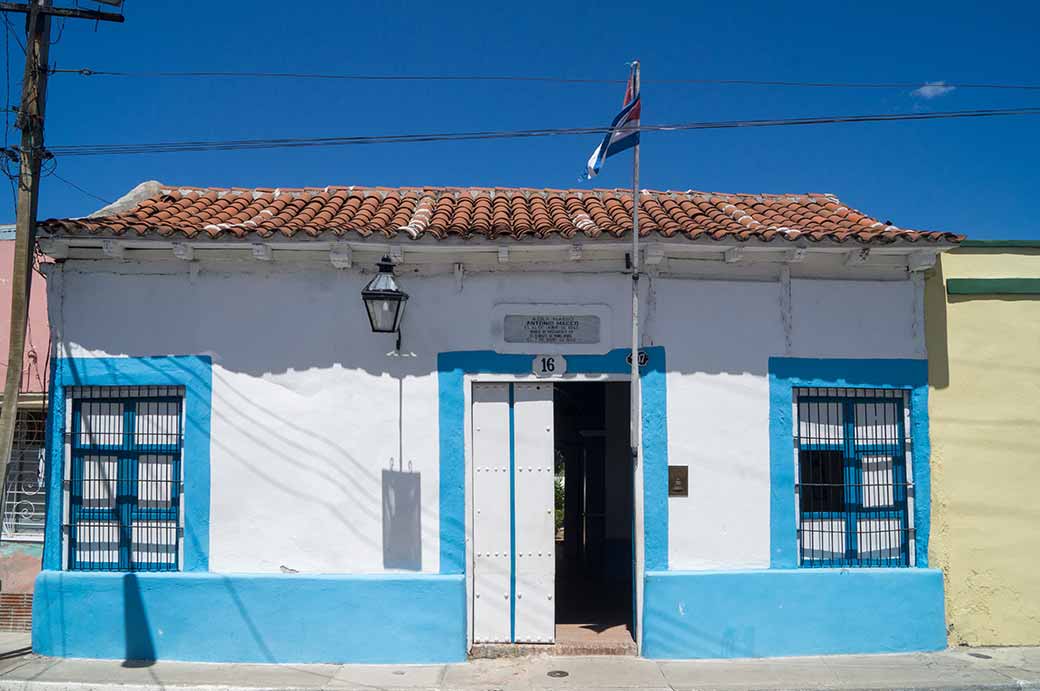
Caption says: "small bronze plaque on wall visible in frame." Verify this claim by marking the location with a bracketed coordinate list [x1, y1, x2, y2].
[668, 465, 689, 497]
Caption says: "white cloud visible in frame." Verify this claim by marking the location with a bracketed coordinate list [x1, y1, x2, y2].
[912, 81, 956, 99]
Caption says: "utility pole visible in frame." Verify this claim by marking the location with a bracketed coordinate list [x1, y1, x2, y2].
[0, 0, 52, 546]
[0, 1, 123, 547]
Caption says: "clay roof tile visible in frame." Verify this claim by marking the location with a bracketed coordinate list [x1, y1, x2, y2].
[38, 184, 964, 245]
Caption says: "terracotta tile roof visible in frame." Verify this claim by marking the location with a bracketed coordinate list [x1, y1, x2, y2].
[38, 184, 964, 244]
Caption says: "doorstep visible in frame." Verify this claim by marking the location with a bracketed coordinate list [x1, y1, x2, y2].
[471, 623, 638, 658]
[470, 640, 637, 658]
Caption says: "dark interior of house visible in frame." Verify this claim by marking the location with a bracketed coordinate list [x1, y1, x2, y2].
[553, 381, 634, 649]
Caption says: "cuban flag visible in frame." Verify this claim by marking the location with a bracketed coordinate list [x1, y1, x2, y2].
[585, 65, 641, 179]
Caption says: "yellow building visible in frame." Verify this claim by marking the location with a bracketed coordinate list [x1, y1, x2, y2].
[926, 241, 1040, 646]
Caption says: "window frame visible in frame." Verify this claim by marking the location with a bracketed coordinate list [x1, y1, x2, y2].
[792, 387, 915, 568]
[63, 386, 185, 572]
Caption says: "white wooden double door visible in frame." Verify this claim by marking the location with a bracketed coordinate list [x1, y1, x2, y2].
[472, 382, 556, 644]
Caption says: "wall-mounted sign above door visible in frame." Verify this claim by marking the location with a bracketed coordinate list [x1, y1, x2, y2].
[506, 315, 599, 345]
[490, 304, 613, 355]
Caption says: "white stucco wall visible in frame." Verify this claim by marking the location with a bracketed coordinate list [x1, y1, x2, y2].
[49, 262, 922, 574]
[653, 277, 921, 570]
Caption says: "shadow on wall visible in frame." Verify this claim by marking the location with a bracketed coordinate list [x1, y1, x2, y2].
[121, 574, 156, 666]
[123, 574, 279, 664]
[925, 257, 1040, 393]
[123, 574, 278, 664]
[382, 469, 421, 571]
[56, 270, 814, 380]
[59, 270, 439, 378]
[54, 272, 929, 574]
[60, 355, 408, 569]
[219, 575, 276, 663]
[925, 259, 951, 390]
[161, 356, 387, 553]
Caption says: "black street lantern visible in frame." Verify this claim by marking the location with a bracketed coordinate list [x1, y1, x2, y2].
[361, 256, 409, 340]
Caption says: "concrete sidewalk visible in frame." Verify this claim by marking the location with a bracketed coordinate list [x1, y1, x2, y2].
[1, 634, 1038, 691]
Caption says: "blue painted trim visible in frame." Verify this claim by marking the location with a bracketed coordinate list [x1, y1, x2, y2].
[507, 383, 516, 642]
[41, 354, 59, 566]
[437, 347, 668, 575]
[437, 365, 467, 575]
[45, 356, 213, 572]
[33, 571, 466, 663]
[642, 568, 946, 659]
[640, 353, 668, 572]
[767, 358, 930, 569]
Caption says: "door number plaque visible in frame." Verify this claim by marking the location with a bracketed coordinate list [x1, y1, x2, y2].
[532, 355, 567, 377]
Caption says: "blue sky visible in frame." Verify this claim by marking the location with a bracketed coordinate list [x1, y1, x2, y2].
[3, 0, 1038, 238]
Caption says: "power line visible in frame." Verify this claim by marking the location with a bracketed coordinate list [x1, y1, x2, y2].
[50, 170, 111, 204]
[1, 13, 25, 54]
[47, 67, 1040, 91]
[651, 79, 1040, 91]
[48, 16, 64, 46]
[3, 11, 13, 210]
[0, 0, 127, 536]
[43, 106, 1040, 158]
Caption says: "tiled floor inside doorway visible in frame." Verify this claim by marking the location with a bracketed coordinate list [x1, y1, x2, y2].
[553, 570, 635, 655]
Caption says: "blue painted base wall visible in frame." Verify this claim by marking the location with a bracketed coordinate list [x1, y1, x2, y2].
[643, 569, 946, 659]
[33, 571, 466, 664]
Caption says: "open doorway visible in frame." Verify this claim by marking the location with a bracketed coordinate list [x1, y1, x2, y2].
[553, 382, 634, 650]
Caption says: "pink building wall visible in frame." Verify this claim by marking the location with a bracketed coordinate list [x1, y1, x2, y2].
[0, 230, 50, 616]
[0, 236, 50, 394]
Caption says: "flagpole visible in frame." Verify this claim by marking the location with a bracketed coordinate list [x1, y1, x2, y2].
[629, 59, 644, 655]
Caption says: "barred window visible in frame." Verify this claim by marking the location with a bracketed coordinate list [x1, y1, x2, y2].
[67, 386, 184, 571]
[1, 409, 47, 539]
[794, 388, 912, 567]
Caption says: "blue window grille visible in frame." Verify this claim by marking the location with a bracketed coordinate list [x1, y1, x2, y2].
[794, 387, 912, 568]
[66, 386, 184, 572]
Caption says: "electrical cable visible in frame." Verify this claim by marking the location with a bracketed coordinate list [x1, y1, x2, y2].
[38, 153, 55, 177]
[46, 68, 1040, 92]
[49, 170, 111, 204]
[3, 13, 14, 210]
[48, 16, 64, 46]
[40, 106, 1040, 158]
[1, 13, 25, 55]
